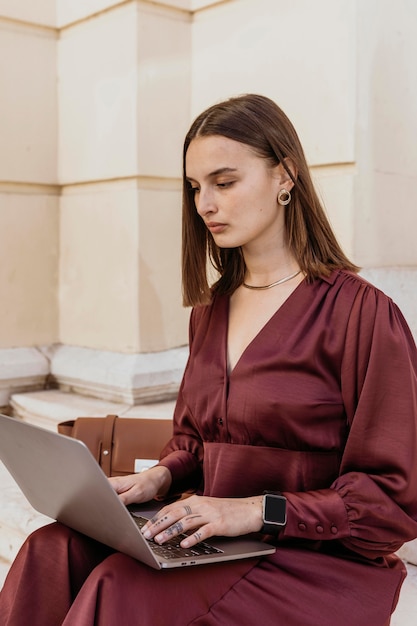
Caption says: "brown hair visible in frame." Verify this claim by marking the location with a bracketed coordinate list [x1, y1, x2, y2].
[182, 94, 359, 306]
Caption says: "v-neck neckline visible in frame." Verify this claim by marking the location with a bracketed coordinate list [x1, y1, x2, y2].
[224, 276, 308, 377]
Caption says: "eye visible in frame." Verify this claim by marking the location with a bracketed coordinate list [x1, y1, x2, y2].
[216, 181, 234, 189]
[188, 184, 200, 194]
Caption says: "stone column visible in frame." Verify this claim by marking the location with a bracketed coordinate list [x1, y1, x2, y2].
[0, 0, 192, 409]
[0, 4, 58, 410]
[55, 1, 191, 402]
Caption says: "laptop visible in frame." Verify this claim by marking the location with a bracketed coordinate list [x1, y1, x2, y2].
[0, 414, 275, 569]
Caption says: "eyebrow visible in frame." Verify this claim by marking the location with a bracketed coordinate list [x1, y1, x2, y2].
[186, 167, 238, 183]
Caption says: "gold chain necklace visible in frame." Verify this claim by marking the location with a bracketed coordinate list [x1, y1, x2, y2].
[243, 269, 302, 290]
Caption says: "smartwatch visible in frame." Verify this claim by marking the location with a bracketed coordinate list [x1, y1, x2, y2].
[261, 491, 287, 534]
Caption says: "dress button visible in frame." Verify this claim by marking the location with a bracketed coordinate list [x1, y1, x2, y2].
[331, 525, 338, 535]
[316, 525, 324, 534]
[298, 522, 307, 531]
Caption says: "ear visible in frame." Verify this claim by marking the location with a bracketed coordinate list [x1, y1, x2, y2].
[272, 158, 297, 190]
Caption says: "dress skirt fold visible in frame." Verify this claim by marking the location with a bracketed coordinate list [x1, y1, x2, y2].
[0, 522, 405, 626]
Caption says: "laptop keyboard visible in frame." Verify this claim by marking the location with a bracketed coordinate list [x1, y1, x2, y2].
[132, 515, 223, 560]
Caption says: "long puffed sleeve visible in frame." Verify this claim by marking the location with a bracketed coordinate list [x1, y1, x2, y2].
[281, 283, 417, 559]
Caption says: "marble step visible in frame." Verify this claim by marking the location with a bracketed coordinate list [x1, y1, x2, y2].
[10, 389, 176, 430]
[391, 562, 417, 625]
[0, 558, 11, 589]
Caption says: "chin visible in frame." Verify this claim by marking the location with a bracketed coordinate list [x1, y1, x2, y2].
[211, 234, 244, 249]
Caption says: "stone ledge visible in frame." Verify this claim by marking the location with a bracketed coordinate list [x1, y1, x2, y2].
[0, 347, 49, 408]
[49, 344, 188, 404]
[10, 389, 176, 430]
[0, 344, 188, 411]
[10, 389, 131, 430]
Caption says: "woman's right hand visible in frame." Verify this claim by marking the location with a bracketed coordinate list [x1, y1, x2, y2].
[109, 465, 172, 506]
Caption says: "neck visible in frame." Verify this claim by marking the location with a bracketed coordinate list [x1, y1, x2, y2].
[243, 269, 302, 290]
[241, 244, 299, 288]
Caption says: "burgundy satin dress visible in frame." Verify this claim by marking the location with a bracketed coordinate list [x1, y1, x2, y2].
[1, 270, 417, 625]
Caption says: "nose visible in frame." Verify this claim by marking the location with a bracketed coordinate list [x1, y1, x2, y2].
[195, 187, 217, 218]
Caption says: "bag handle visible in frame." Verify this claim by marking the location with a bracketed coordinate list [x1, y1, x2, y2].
[101, 414, 117, 476]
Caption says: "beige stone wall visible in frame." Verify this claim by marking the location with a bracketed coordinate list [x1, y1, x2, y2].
[0, 7, 59, 349]
[57, 1, 191, 352]
[354, 0, 417, 267]
[190, 0, 417, 269]
[1, 0, 417, 401]
[191, 0, 357, 256]
[0, 0, 56, 26]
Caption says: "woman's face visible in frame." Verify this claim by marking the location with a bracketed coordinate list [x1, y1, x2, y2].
[185, 135, 291, 252]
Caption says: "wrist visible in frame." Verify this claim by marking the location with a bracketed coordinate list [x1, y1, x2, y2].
[151, 465, 172, 499]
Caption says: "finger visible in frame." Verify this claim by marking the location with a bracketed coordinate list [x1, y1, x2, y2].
[183, 503, 192, 516]
[150, 504, 193, 538]
[108, 476, 128, 493]
[117, 489, 138, 506]
[142, 512, 171, 537]
[142, 501, 190, 535]
[153, 513, 205, 544]
[179, 524, 215, 549]
[161, 520, 185, 539]
[181, 529, 203, 548]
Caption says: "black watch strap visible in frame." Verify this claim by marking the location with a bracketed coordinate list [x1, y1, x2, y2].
[261, 492, 287, 534]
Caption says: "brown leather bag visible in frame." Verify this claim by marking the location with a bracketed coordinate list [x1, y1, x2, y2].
[57, 414, 173, 477]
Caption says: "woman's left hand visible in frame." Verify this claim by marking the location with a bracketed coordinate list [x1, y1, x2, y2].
[141, 494, 264, 548]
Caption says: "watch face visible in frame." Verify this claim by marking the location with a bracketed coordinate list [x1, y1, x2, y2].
[264, 495, 287, 525]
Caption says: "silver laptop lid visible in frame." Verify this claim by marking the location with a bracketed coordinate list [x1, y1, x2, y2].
[0, 414, 275, 569]
[0, 413, 159, 568]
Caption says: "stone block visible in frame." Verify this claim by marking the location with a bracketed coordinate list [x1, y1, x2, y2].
[49, 345, 188, 404]
[0, 348, 49, 409]
[0, 21, 57, 183]
[191, 0, 355, 167]
[59, 182, 188, 352]
[0, 191, 59, 348]
[58, 2, 191, 183]
[0, 0, 56, 27]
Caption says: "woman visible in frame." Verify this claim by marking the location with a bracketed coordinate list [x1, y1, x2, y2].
[1, 94, 417, 625]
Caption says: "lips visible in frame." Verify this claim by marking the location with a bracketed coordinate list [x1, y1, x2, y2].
[206, 222, 227, 234]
